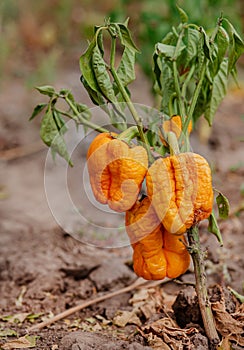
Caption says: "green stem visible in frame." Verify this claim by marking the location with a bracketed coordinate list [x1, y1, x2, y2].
[109, 37, 154, 164]
[167, 131, 180, 155]
[180, 59, 207, 143]
[64, 98, 109, 133]
[168, 92, 177, 116]
[187, 226, 220, 349]
[172, 28, 186, 118]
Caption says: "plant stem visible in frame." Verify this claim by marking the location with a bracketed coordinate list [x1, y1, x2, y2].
[109, 37, 154, 164]
[180, 59, 207, 144]
[172, 27, 186, 118]
[64, 98, 108, 133]
[187, 226, 220, 349]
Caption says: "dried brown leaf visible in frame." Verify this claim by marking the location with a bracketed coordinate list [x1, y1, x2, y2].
[2, 335, 37, 349]
[212, 291, 244, 347]
[113, 310, 141, 327]
[140, 317, 199, 350]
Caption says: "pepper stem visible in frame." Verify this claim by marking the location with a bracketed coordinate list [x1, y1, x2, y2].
[187, 226, 220, 349]
[167, 131, 180, 155]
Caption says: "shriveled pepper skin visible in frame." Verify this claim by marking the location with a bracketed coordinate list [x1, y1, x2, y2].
[146, 152, 213, 235]
[87, 133, 148, 212]
[125, 197, 190, 280]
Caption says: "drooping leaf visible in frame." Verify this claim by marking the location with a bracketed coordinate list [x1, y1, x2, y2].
[29, 103, 47, 121]
[216, 192, 230, 219]
[156, 42, 185, 60]
[116, 47, 136, 87]
[216, 26, 229, 65]
[205, 58, 228, 125]
[40, 107, 72, 166]
[208, 212, 223, 246]
[224, 19, 244, 73]
[117, 23, 140, 52]
[79, 38, 99, 92]
[185, 27, 200, 66]
[92, 46, 117, 103]
[94, 26, 104, 56]
[201, 27, 213, 61]
[153, 52, 162, 91]
[176, 5, 188, 23]
[80, 76, 105, 106]
[35, 85, 56, 97]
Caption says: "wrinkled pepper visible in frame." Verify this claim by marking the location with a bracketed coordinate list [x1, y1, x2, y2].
[160, 115, 192, 146]
[87, 133, 148, 212]
[125, 197, 190, 280]
[146, 152, 213, 235]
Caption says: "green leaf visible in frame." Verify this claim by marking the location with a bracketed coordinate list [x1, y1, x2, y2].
[224, 19, 244, 73]
[79, 38, 99, 92]
[29, 103, 47, 121]
[92, 46, 117, 103]
[216, 26, 229, 65]
[216, 192, 230, 219]
[35, 85, 56, 97]
[80, 76, 105, 106]
[185, 28, 200, 66]
[153, 52, 162, 90]
[117, 23, 140, 52]
[40, 107, 72, 166]
[94, 26, 104, 56]
[116, 47, 136, 87]
[200, 27, 212, 61]
[205, 58, 228, 125]
[156, 43, 185, 59]
[176, 5, 188, 23]
[208, 212, 223, 246]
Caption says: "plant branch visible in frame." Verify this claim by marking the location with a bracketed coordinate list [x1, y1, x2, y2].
[172, 27, 186, 118]
[64, 97, 108, 133]
[109, 38, 154, 163]
[187, 226, 220, 349]
[27, 278, 168, 332]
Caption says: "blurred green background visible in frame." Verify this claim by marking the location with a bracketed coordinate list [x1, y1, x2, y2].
[0, 0, 243, 88]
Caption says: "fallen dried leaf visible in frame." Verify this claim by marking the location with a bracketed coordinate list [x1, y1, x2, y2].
[0, 329, 17, 337]
[212, 287, 244, 347]
[2, 335, 37, 349]
[0, 313, 30, 324]
[130, 287, 164, 319]
[140, 317, 199, 350]
[113, 310, 141, 327]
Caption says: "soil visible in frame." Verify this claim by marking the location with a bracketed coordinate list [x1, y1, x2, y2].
[0, 62, 244, 350]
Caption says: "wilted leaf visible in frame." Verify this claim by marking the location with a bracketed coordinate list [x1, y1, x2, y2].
[40, 107, 72, 166]
[208, 212, 223, 246]
[92, 46, 117, 103]
[116, 47, 136, 87]
[29, 103, 47, 121]
[35, 85, 56, 97]
[224, 19, 244, 73]
[79, 38, 98, 92]
[2, 335, 37, 349]
[216, 192, 230, 219]
[205, 59, 228, 125]
[118, 23, 140, 52]
[176, 5, 188, 23]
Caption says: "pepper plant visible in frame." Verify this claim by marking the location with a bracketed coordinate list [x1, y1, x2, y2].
[31, 8, 244, 349]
